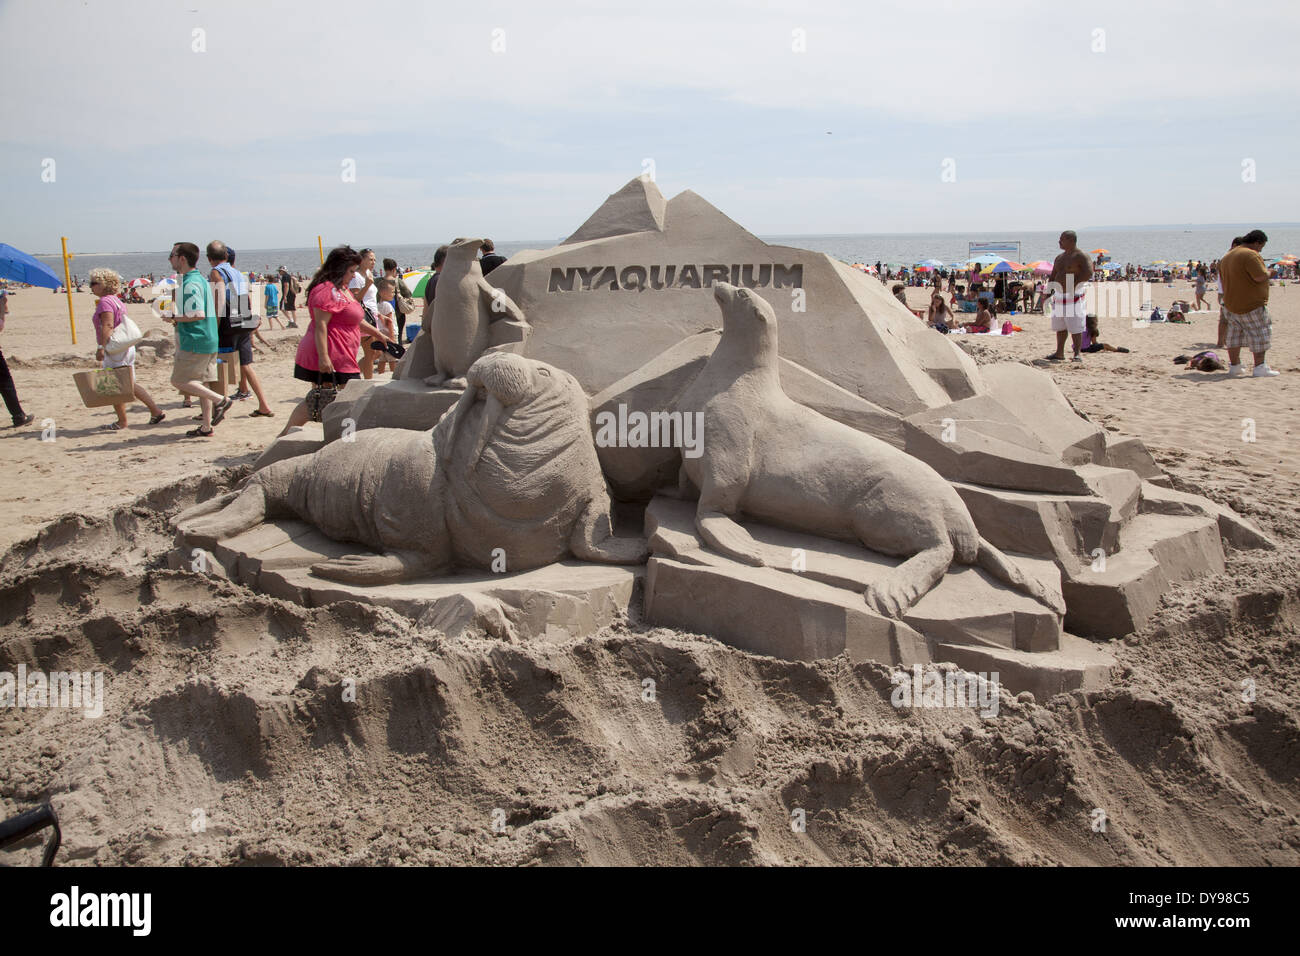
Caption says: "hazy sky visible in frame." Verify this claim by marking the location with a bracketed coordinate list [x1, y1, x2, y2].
[2, 0, 1297, 252]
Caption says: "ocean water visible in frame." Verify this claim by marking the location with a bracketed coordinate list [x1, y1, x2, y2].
[32, 226, 1300, 284]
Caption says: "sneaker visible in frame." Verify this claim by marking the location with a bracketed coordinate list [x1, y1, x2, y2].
[1252, 364, 1280, 377]
[12, 413, 34, 428]
[1227, 364, 1243, 377]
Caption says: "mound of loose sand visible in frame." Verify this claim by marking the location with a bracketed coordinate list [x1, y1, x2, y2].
[0, 464, 1296, 866]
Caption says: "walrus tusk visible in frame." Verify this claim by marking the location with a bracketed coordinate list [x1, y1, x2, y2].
[470, 392, 505, 471]
[441, 382, 480, 458]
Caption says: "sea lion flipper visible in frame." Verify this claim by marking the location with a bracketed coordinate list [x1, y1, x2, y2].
[696, 511, 766, 567]
[477, 281, 527, 325]
[570, 500, 649, 565]
[975, 537, 1066, 613]
[310, 550, 437, 586]
[864, 545, 953, 618]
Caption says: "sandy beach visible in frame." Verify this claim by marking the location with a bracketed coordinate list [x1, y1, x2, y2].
[0, 271, 1297, 866]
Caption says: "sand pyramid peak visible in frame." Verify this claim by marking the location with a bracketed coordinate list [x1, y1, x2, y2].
[662, 189, 761, 243]
[563, 177, 667, 244]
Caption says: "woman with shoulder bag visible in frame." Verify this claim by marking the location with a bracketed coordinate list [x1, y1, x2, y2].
[89, 268, 164, 431]
[279, 246, 395, 436]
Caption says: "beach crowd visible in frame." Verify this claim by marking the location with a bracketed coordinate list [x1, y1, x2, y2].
[877, 228, 1282, 375]
[0, 239, 511, 435]
[0, 229, 1284, 437]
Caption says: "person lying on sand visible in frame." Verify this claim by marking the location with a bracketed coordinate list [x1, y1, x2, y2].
[1174, 350, 1227, 372]
[1081, 315, 1131, 353]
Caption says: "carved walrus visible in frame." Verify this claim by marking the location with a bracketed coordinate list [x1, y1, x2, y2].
[177, 352, 646, 584]
[673, 282, 1064, 619]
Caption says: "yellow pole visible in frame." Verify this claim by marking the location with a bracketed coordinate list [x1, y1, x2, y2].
[61, 236, 76, 345]
[318, 236, 324, 265]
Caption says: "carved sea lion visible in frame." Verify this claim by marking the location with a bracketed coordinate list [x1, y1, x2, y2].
[423, 237, 529, 387]
[177, 352, 646, 584]
[673, 282, 1064, 619]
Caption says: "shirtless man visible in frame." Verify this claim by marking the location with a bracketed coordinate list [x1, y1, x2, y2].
[1046, 230, 1094, 362]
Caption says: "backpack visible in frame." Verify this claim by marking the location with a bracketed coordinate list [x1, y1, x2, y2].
[213, 262, 256, 330]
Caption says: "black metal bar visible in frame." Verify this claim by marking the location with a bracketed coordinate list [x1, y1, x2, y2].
[0, 804, 61, 866]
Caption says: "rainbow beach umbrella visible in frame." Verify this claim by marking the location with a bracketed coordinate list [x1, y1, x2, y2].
[981, 260, 1025, 275]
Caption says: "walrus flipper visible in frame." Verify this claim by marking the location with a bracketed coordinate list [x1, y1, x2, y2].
[570, 499, 649, 565]
[176, 485, 268, 541]
[311, 550, 441, 586]
[175, 490, 240, 525]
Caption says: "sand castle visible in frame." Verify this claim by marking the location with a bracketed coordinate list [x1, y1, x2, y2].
[173, 178, 1274, 699]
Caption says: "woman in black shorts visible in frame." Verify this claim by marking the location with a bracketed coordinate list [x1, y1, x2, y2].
[279, 246, 394, 435]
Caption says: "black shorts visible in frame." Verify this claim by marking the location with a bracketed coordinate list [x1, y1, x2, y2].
[293, 363, 359, 386]
[218, 330, 254, 366]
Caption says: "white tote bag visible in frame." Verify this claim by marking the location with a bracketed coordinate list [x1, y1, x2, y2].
[104, 314, 144, 356]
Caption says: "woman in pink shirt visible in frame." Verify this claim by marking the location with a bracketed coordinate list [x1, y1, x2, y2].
[282, 246, 394, 433]
[88, 268, 164, 431]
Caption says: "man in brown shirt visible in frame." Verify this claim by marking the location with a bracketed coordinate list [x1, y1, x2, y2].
[1219, 229, 1278, 377]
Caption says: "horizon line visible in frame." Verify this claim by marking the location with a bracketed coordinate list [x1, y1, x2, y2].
[30, 221, 1300, 258]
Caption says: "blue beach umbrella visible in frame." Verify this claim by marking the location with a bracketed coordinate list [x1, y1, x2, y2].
[0, 243, 63, 289]
[968, 254, 1006, 266]
[916, 258, 945, 268]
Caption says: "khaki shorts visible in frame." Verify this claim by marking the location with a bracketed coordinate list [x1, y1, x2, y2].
[1224, 306, 1271, 353]
[171, 350, 217, 387]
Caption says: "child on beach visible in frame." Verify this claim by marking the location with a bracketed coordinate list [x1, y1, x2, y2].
[926, 292, 954, 333]
[263, 279, 284, 330]
[1081, 315, 1131, 354]
[373, 278, 399, 375]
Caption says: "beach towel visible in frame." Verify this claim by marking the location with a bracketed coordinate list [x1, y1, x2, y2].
[1050, 282, 1088, 334]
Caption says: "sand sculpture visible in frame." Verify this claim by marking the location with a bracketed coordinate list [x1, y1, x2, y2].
[675, 283, 1063, 618]
[396, 238, 531, 387]
[172, 179, 1275, 696]
[177, 352, 645, 584]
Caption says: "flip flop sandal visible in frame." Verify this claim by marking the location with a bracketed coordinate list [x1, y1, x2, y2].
[210, 398, 234, 427]
[185, 426, 214, 438]
[250, 409, 275, 417]
[149, 412, 167, 424]
[1044, 353, 1064, 361]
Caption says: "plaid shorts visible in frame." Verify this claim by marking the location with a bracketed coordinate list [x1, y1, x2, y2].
[1224, 306, 1271, 353]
